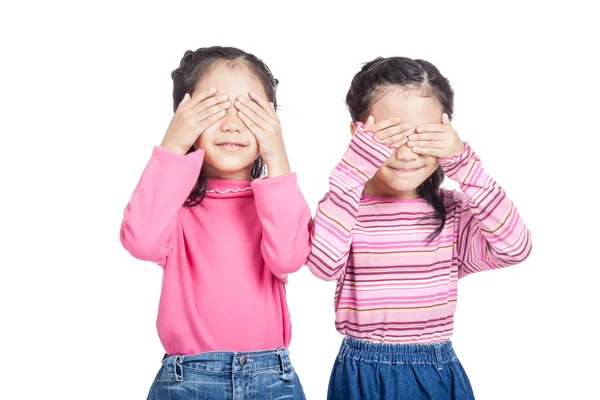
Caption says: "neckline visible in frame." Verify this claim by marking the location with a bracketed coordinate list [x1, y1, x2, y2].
[361, 193, 429, 203]
[205, 178, 253, 197]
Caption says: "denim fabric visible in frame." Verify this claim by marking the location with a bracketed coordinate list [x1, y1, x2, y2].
[147, 348, 305, 400]
[328, 336, 475, 400]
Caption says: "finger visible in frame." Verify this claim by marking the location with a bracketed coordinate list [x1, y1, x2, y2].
[236, 96, 270, 124]
[186, 88, 218, 108]
[408, 133, 446, 142]
[369, 117, 403, 133]
[442, 113, 451, 125]
[376, 123, 412, 141]
[267, 101, 280, 119]
[249, 92, 277, 118]
[194, 100, 231, 122]
[378, 129, 414, 144]
[234, 100, 269, 130]
[238, 111, 264, 135]
[191, 94, 230, 114]
[407, 140, 445, 149]
[416, 124, 448, 133]
[391, 137, 409, 148]
[196, 109, 227, 131]
[411, 147, 445, 157]
[177, 93, 191, 109]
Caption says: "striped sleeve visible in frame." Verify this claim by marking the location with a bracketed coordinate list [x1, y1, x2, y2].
[440, 143, 533, 278]
[306, 124, 396, 281]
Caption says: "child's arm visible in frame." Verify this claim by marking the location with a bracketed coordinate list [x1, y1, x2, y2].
[440, 144, 533, 277]
[306, 124, 398, 281]
[122, 89, 228, 265]
[120, 146, 204, 266]
[252, 173, 312, 280]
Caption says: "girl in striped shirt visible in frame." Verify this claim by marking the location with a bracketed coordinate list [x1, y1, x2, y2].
[307, 56, 532, 400]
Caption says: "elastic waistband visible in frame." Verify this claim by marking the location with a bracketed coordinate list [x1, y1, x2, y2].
[161, 348, 293, 380]
[339, 336, 457, 365]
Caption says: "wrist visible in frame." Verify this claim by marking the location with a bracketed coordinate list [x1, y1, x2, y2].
[445, 142, 465, 158]
[265, 157, 291, 178]
[160, 140, 189, 156]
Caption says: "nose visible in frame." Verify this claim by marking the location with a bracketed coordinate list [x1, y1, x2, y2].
[394, 143, 419, 161]
[220, 106, 243, 133]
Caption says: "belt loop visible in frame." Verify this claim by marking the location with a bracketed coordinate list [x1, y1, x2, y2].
[276, 349, 293, 381]
[165, 355, 184, 381]
[433, 344, 443, 371]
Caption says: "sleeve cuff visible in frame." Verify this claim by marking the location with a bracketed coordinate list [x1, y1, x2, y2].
[251, 172, 297, 191]
[438, 142, 476, 168]
[152, 146, 205, 167]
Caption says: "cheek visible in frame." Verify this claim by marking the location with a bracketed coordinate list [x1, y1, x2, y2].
[374, 165, 388, 180]
[194, 127, 217, 149]
[422, 155, 440, 174]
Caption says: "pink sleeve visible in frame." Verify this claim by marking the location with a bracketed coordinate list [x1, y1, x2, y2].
[251, 172, 312, 280]
[306, 124, 396, 281]
[440, 143, 533, 278]
[120, 146, 204, 266]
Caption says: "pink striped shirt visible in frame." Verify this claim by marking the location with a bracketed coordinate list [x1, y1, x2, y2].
[307, 125, 532, 343]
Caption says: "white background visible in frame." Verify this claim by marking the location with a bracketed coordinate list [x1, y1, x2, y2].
[1, 1, 598, 399]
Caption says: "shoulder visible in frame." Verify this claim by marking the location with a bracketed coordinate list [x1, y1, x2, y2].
[441, 188, 468, 214]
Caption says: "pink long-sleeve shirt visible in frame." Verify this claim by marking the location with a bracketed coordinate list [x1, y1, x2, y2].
[307, 125, 533, 343]
[120, 146, 311, 355]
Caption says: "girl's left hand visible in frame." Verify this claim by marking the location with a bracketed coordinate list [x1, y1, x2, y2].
[407, 113, 465, 158]
[235, 92, 290, 178]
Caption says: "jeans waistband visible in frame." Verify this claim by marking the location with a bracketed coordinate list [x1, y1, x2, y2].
[339, 336, 456, 366]
[161, 348, 294, 381]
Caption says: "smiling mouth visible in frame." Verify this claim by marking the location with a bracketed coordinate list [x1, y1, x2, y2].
[217, 143, 247, 152]
[389, 166, 422, 173]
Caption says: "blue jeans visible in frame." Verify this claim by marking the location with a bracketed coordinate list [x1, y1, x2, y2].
[328, 336, 475, 400]
[147, 348, 305, 400]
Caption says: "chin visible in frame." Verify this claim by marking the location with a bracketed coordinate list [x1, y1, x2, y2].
[205, 150, 258, 172]
[212, 161, 253, 173]
[380, 169, 428, 191]
[385, 181, 422, 193]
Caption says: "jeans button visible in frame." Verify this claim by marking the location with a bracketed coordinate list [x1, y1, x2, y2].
[239, 356, 247, 366]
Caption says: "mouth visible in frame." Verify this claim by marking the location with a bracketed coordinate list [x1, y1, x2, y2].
[388, 166, 423, 174]
[216, 142, 248, 152]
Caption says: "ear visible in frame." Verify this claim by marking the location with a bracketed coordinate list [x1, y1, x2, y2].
[350, 121, 356, 136]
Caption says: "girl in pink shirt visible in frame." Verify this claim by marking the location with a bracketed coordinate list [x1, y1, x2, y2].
[120, 46, 309, 400]
[307, 56, 532, 399]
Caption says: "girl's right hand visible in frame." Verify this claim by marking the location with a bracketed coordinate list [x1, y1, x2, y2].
[160, 88, 231, 155]
[362, 116, 413, 148]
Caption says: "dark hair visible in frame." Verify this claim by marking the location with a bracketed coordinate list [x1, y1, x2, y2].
[346, 56, 454, 240]
[171, 46, 279, 207]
